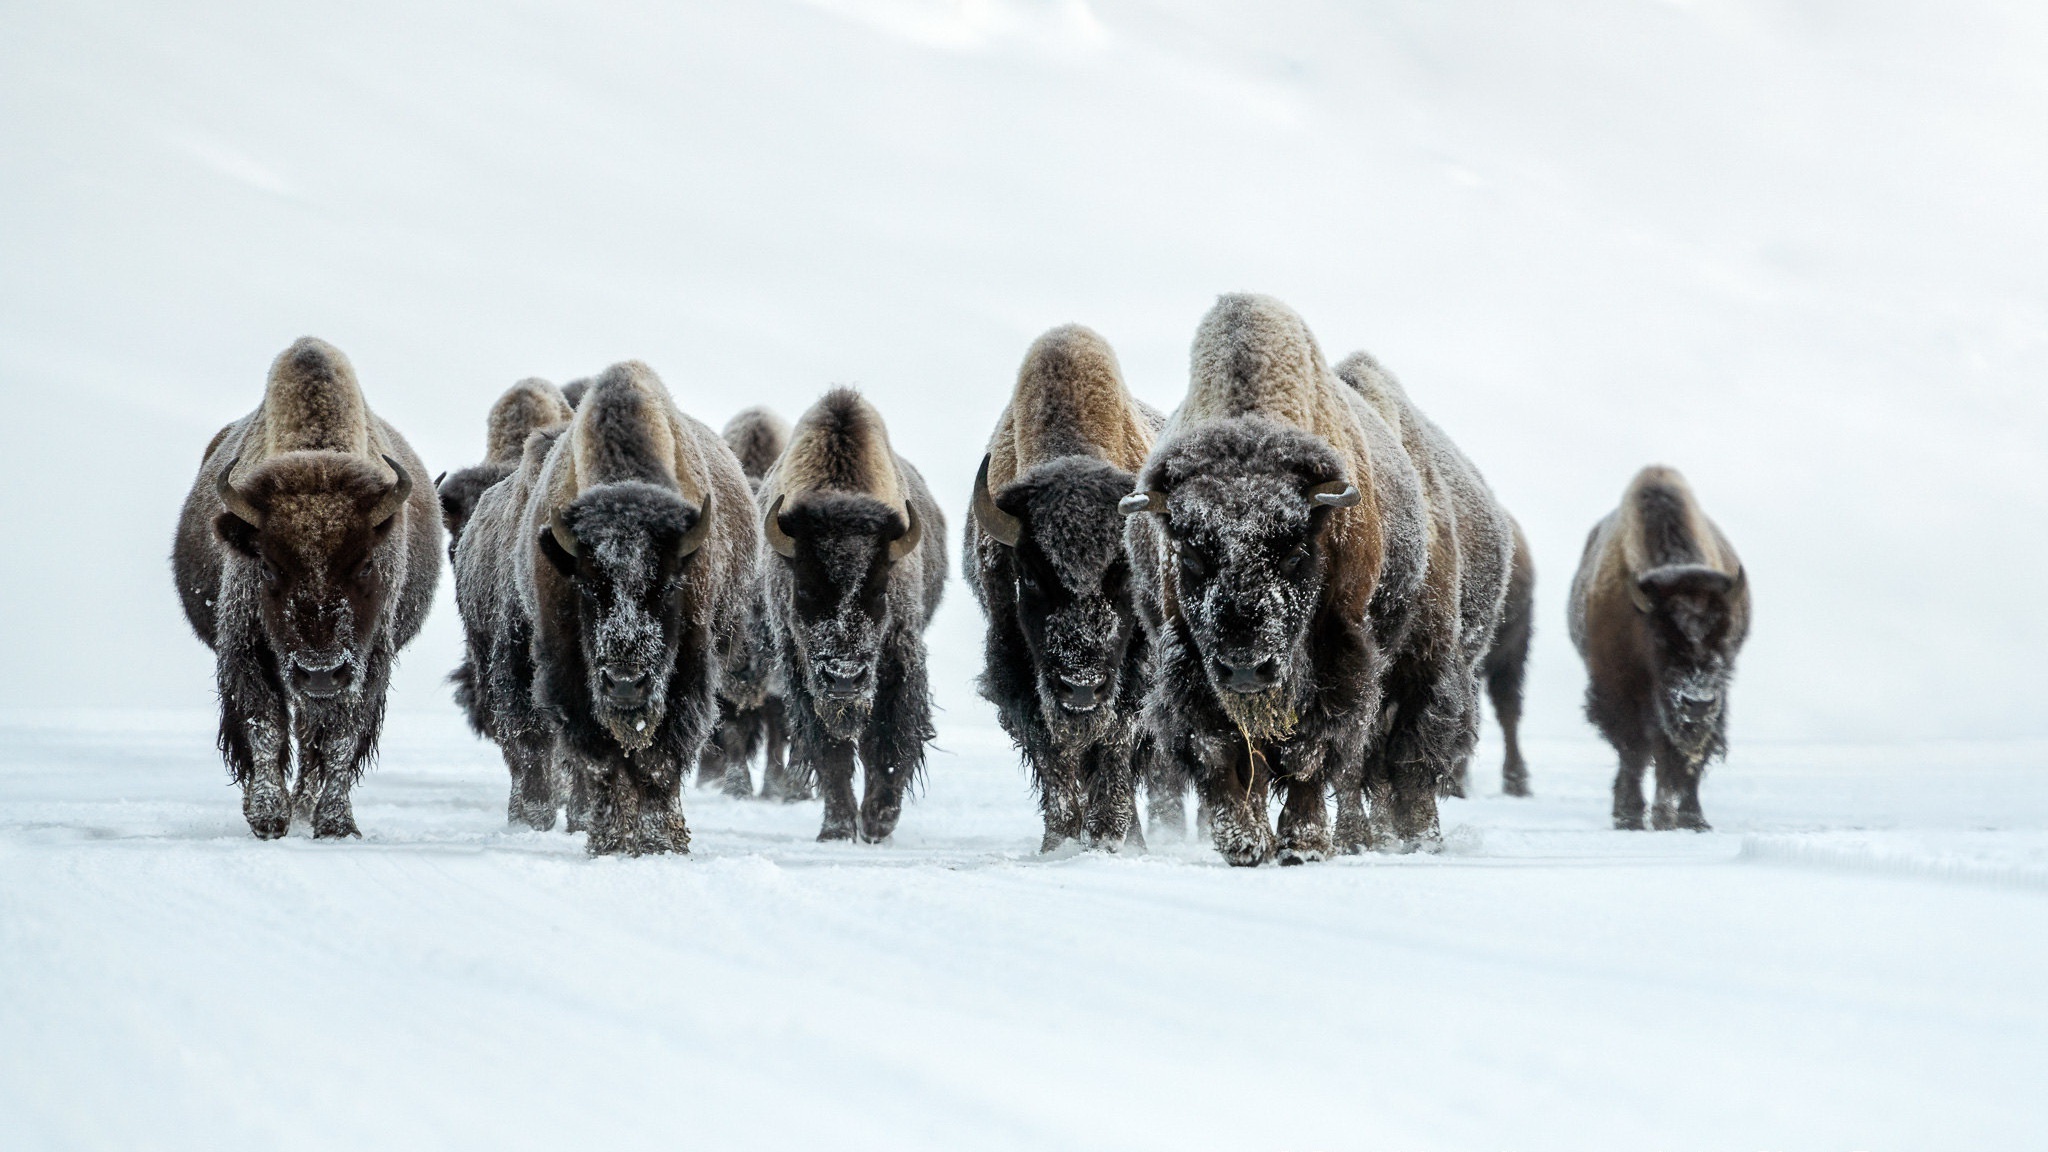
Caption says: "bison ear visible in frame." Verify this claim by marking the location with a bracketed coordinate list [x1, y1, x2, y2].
[215, 512, 261, 559]
[538, 524, 578, 576]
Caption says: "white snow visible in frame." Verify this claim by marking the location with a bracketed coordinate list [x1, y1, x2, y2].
[3, 710, 2044, 1149]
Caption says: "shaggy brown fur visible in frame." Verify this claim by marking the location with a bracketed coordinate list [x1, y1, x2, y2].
[172, 337, 442, 839]
[759, 388, 947, 843]
[722, 406, 791, 481]
[966, 325, 1170, 851]
[439, 378, 575, 561]
[1570, 466, 1749, 831]
[1125, 296, 1511, 865]
[501, 361, 760, 855]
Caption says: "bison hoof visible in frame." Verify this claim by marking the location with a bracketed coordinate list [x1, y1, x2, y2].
[511, 802, 557, 832]
[1276, 847, 1325, 866]
[1613, 814, 1646, 831]
[246, 813, 289, 840]
[818, 820, 857, 842]
[312, 816, 360, 839]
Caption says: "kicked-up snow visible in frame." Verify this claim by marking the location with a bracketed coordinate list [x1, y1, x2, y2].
[2, 711, 2043, 1149]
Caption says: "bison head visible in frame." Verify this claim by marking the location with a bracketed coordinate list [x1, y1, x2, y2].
[764, 491, 922, 739]
[1123, 418, 1358, 741]
[973, 453, 1139, 745]
[435, 464, 510, 563]
[214, 451, 413, 704]
[538, 480, 714, 750]
[1632, 563, 1746, 758]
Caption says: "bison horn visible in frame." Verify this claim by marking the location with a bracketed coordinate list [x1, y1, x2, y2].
[1309, 480, 1361, 508]
[549, 505, 580, 559]
[887, 501, 923, 563]
[1628, 578, 1654, 614]
[970, 455, 1022, 548]
[367, 455, 413, 528]
[216, 456, 265, 527]
[1119, 490, 1167, 516]
[764, 495, 797, 559]
[675, 486, 714, 558]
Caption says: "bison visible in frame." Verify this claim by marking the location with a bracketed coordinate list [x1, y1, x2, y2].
[172, 337, 442, 838]
[1569, 466, 1749, 831]
[1122, 295, 1512, 865]
[965, 325, 1165, 852]
[440, 378, 575, 768]
[461, 360, 759, 855]
[758, 388, 946, 843]
[1443, 516, 1535, 798]
[695, 405, 800, 801]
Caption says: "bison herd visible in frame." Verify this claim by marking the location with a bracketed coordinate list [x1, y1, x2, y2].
[173, 295, 1751, 862]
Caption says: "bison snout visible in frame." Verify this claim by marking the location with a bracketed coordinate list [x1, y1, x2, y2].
[820, 662, 869, 700]
[598, 665, 652, 708]
[1056, 673, 1104, 712]
[291, 653, 352, 700]
[1218, 656, 1282, 694]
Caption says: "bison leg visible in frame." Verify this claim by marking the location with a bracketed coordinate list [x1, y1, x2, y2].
[1611, 742, 1650, 831]
[1274, 744, 1331, 864]
[290, 713, 372, 840]
[1650, 741, 1710, 832]
[582, 755, 690, 857]
[1143, 759, 1188, 843]
[857, 756, 908, 844]
[504, 729, 558, 831]
[1201, 738, 1275, 866]
[215, 636, 293, 838]
[814, 740, 859, 841]
[1037, 745, 1085, 853]
[1082, 742, 1139, 853]
[757, 699, 807, 802]
[1490, 658, 1531, 798]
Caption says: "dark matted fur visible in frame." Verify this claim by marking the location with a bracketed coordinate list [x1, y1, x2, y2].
[171, 337, 443, 839]
[1569, 466, 1749, 831]
[1445, 515, 1535, 798]
[440, 378, 575, 757]
[759, 388, 947, 843]
[460, 360, 758, 855]
[964, 324, 1166, 852]
[696, 406, 798, 800]
[1125, 295, 1511, 865]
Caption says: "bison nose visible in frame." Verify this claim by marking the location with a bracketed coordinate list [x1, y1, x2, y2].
[821, 663, 868, 700]
[291, 654, 351, 699]
[599, 666, 650, 707]
[1057, 674, 1103, 711]
[1219, 656, 1282, 694]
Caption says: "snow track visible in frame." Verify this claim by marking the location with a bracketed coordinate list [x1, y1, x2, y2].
[3, 713, 2043, 1149]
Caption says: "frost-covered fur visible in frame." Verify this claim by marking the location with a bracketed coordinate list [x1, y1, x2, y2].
[695, 406, 797, 800]
[171, 337, 443, 839]
[965, 324, 1166, 852]
[1570, 466, 1749, 831]
[1446, 516, 1534, 798]
[1125, 295, 1511, 865]
[759, 388, 946, 843]
[439, 378, 575, 756]
[466, 361, 758, 856]
[451, 427, 565, 827]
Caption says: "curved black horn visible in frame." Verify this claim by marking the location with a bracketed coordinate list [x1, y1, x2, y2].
[1309, 480, 1361, 508]
[216, 456, 265, 526]
[1119, 490, 1167, 516]
[675, 486, 714, 557]
[367, 455, 412, 527]
[970, 455, 1022, 548]
[887, 501, 923, 563]
[764, 495, 796, 559]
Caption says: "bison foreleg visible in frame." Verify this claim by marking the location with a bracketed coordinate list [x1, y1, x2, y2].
[1650, 739, 1710, 831]
[1081, 741, 1138, 853]
[1200, 737, 1275, 867]
[1611, 742, 1650, 831]
[1141, 738, 1189, 843]
[813, 740, 859, 842]
[504, 729, 559, 831]
[1273, 744, 1331, 864]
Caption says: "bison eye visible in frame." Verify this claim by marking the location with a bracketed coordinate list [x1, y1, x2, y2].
[1280, 545, 1311, 578]
[1017, 566, 1042, 596]
[259, 561, 281, 589]
[1178, 546, 1208, 581]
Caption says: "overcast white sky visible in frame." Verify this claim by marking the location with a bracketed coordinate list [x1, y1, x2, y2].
[2, 0, 2044, 740]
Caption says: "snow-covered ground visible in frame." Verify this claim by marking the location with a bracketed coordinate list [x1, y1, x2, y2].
[4, 711, 2043, 1149]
